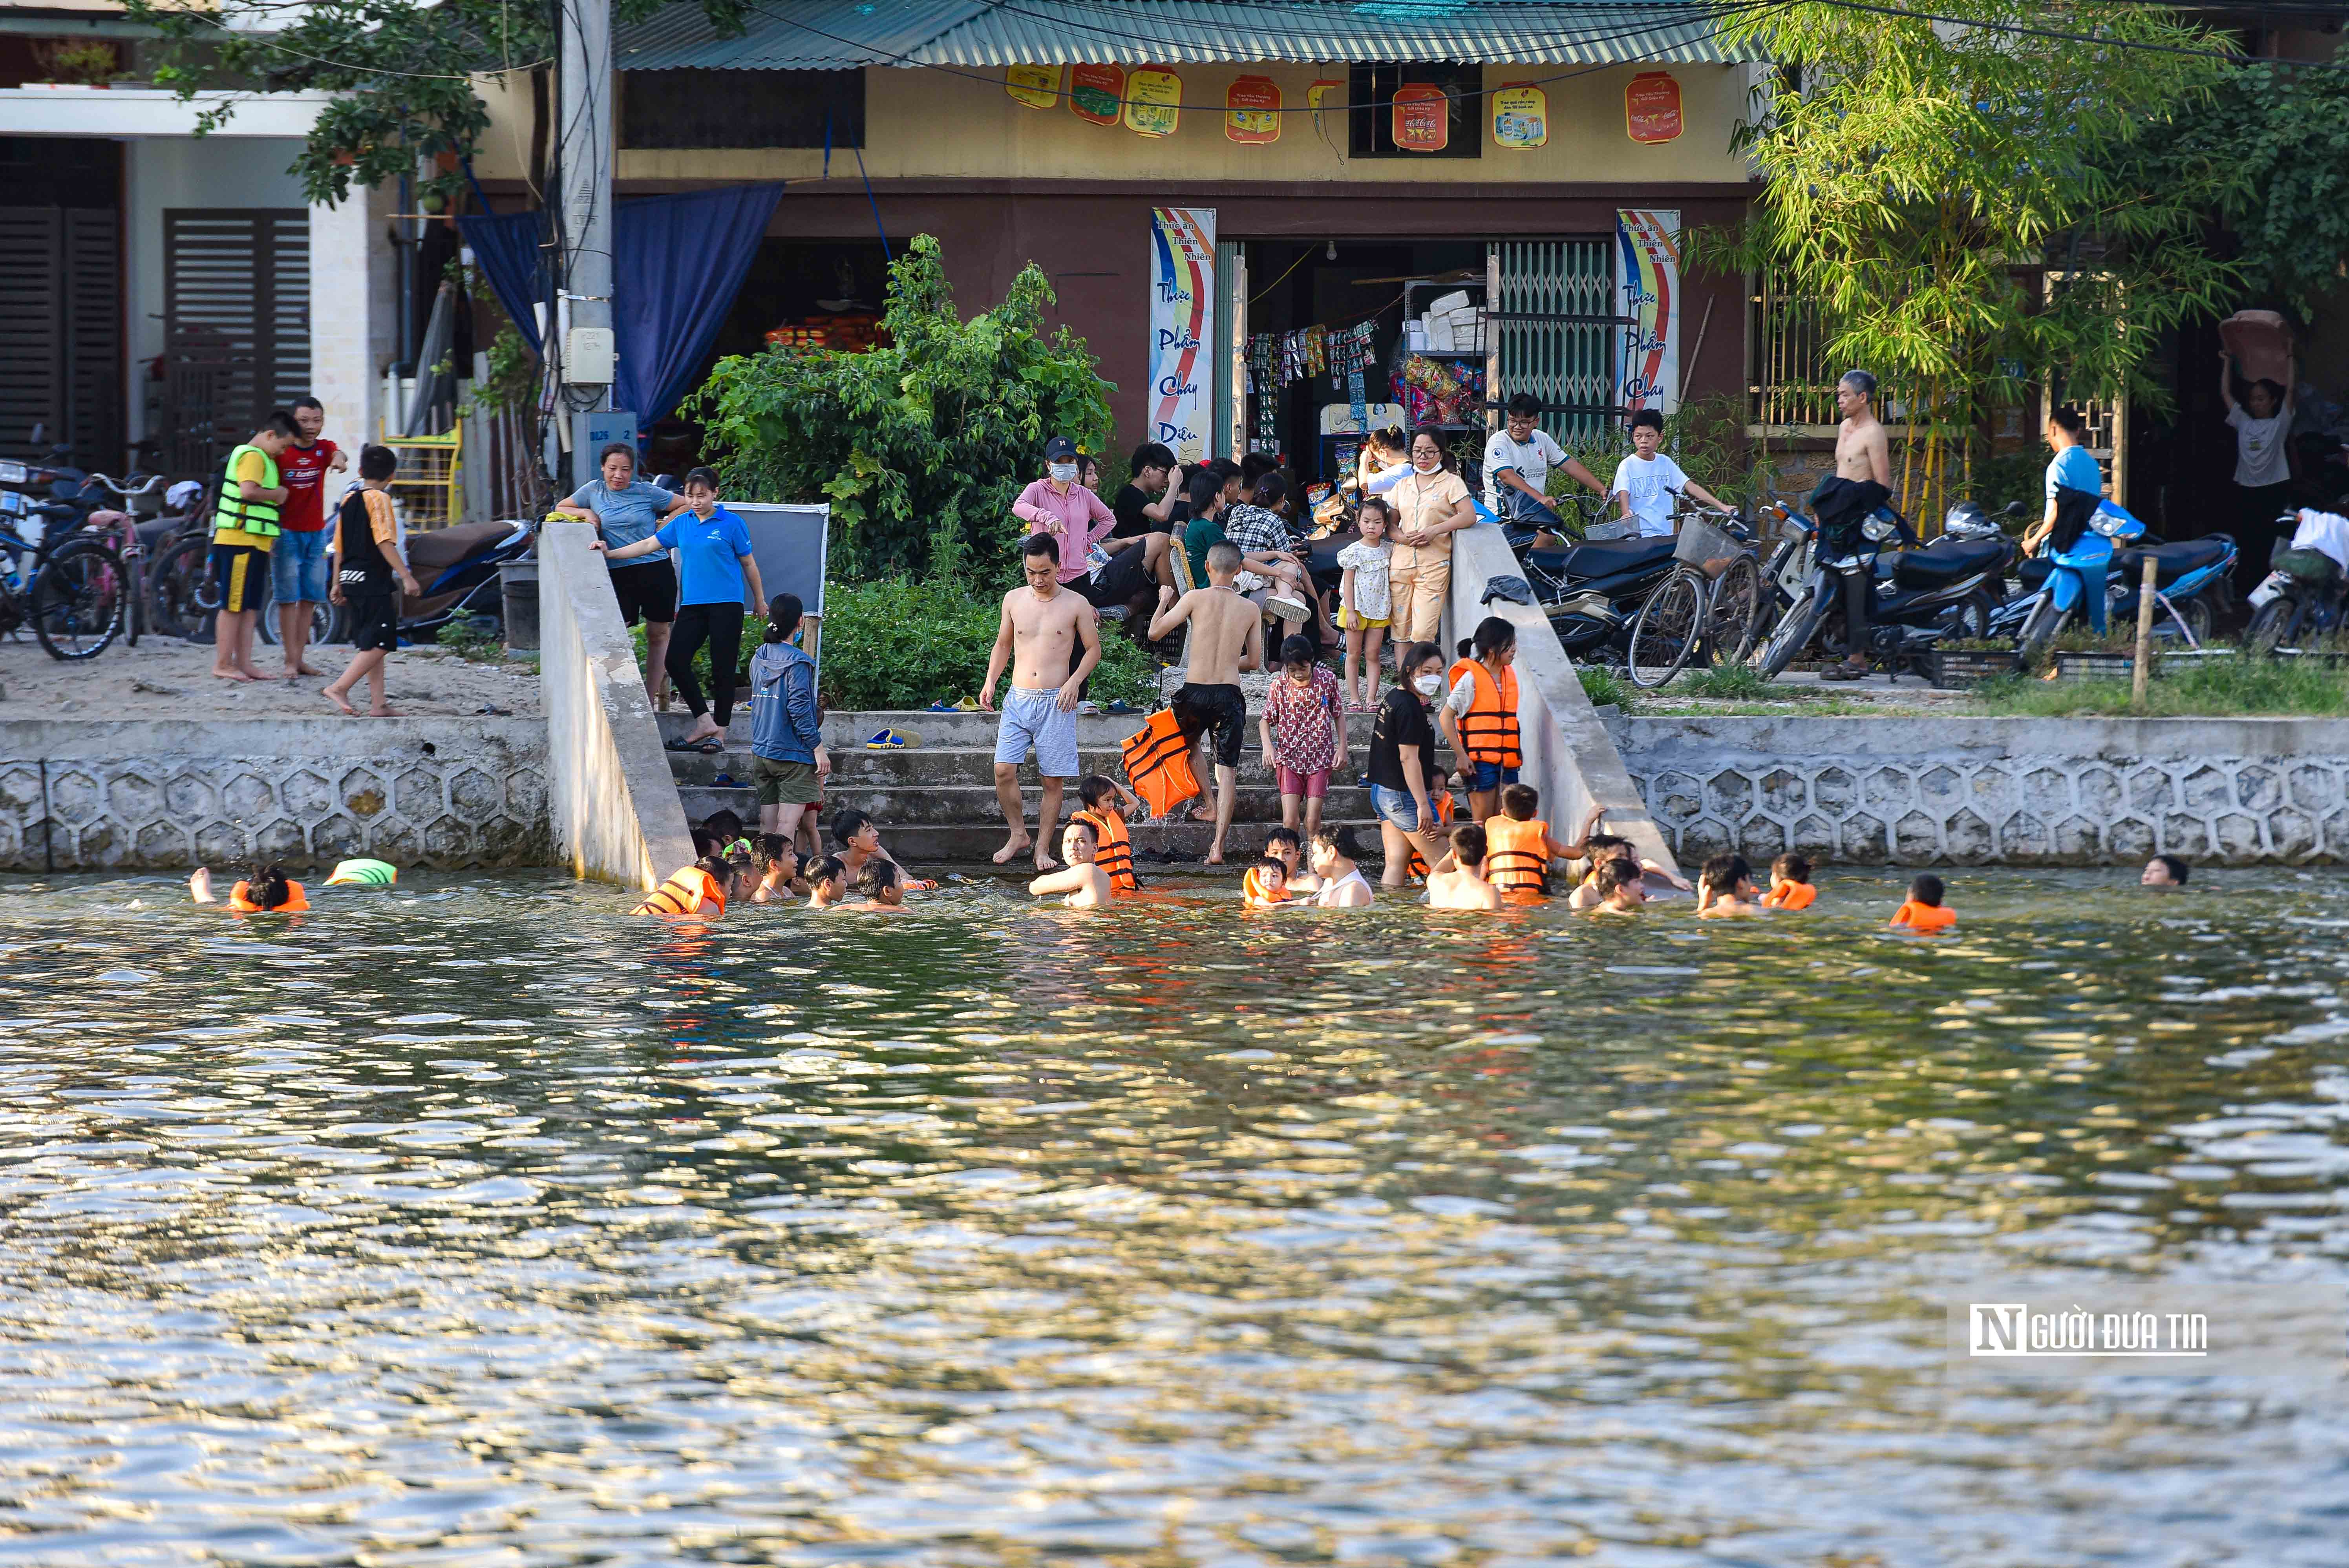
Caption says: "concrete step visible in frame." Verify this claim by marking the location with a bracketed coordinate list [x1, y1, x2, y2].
[665, 744, 1443, 791]
[680, 780, 1382, 827]
[724, 820, 1397, 871]
[658, 705, 1397, 749]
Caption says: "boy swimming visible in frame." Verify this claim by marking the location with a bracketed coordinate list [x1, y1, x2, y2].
[1763, 852, 1817, 909]
[1028, 820, 1115, 907]
[1695, 853, 1764, 917]
[1890, 874, 1956, 932]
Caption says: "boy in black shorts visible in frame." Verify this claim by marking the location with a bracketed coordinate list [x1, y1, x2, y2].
[324, 444, 420, 717]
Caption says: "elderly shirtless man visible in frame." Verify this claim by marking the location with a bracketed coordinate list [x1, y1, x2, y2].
[1815, 369, 1896, 682]
[981, 534, 1103, 870]
[1148, 541, 1264, 866]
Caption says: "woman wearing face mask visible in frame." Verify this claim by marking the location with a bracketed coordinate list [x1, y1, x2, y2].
[1013, 435, 1118, 590]
[1387, 428, 1477, 648]
[1366, 640, 1454, 888]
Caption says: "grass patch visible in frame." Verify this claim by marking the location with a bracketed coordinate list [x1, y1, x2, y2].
[1673, 664, 1817, 702]
[1963, 654, 2349, 717]
[1578, 665, 1632, 709]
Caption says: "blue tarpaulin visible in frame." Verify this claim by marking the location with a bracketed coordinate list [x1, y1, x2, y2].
[458, 182, 783, 424]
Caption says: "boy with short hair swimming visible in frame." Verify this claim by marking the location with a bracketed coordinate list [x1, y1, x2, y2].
[751, 834, 803, 903]
[1763, 852, 1817, 909]
[842, 857, 911, 914]
[805, 855, 849, 910]
[1696, 853, 1764, 917]
[1890, 874, 1956, 932]
[1029, 819, 1115, 907]
[1427, 824, 1503, 910]
[1590, 856, 1648, 914]
[2142, 853, 2189, 888]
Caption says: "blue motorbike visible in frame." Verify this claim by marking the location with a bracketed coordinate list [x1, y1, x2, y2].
[1992, 501, 2233, 663]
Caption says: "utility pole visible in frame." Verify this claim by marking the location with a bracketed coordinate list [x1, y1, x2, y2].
[558, 0, 615, 411]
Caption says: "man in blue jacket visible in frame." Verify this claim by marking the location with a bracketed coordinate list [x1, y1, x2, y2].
[746, 593, 830, 841]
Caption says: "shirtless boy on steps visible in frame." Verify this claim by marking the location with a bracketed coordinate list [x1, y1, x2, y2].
[981, 534, 1102, 871]
[1148, 541, 1263, 866]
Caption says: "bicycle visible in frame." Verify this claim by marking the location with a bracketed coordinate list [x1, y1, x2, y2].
[0, 504, 127, 660]
[1624, 497, 1763, 687]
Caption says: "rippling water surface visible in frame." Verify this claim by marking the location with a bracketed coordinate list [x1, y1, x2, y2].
[1, 868, 2345, 1566]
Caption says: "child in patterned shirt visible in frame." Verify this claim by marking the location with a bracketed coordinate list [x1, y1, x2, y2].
[1260, 633, 1347, 843]
[1336, 499, 1395, 711]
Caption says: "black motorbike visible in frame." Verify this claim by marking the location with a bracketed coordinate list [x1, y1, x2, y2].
[1499, 523, 1689, 660]
[1752, 499, 2015, 679]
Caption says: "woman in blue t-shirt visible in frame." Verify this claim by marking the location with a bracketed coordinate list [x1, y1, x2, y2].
[2021, 406, 2111, 633]
[596, 466, 765, 752]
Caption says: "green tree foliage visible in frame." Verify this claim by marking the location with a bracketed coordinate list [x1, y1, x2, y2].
[120, 0, 743, 207]
[2114, 62, 2349, 321]
[695, 236, 1117, 583]
[1711, 3, 2239, 513]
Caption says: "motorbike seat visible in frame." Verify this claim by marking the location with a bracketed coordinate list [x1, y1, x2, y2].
[1891, 535, 2006, 590]
[2015, 556, 2054, 591]
[2111, 535, 2231, 588]
[1528, 535, 1676, 580]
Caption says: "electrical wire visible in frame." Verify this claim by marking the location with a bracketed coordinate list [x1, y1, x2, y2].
[1797, 0, 2349, 73]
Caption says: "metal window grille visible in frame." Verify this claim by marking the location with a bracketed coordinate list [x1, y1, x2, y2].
[383, 431, 462, 532]
[1493, 239, 1614, 437]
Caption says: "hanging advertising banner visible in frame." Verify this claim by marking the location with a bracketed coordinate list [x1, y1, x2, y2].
[1616, 209, 1681, 415]
[1226, 75, 1281, 143]
[1491, 81, 1547, 149]
[1126, 68, 1181, 137]
[1625, 71, 1683, 144]
[1150, 208, 1216, 462]
[1069, 62, 1125, 126]
[1005, 64, 1060, 110]
[1391, 82, 1450, 152]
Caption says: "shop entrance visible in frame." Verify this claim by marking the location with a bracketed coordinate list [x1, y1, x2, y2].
[1227, 236, 1618, 495]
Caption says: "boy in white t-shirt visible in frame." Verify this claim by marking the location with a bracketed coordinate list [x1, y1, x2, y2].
[1609, 408, 1729, 537]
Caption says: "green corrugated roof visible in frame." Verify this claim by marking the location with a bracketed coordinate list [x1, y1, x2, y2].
[616, 0, 1741, 71]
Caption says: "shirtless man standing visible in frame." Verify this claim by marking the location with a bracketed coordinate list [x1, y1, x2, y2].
[1148, 541, 1263, 866]
[1815, 369, 1896, 682]
[981, 534, 1102, 870]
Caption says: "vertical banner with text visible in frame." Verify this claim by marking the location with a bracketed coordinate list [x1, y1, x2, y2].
[1149, 207, 1217, 462]
[1615, 208, 1680, 415]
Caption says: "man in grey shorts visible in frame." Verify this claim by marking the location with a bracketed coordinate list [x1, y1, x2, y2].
[980, 534, 1102, 871]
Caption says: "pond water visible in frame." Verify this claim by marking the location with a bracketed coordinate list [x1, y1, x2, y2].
[0, 868, 2345, 1566]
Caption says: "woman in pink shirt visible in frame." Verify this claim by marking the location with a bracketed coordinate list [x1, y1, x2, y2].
[1013, 436, 1173, 618]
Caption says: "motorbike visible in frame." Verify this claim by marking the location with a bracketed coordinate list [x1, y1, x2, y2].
[1501, 522, 1688, 660]
[2105, 534, 2236, 648]
[1991, 501, 2235, 663]
[2243, 508, 2349, 658]
[1749, 495, 2009, 678]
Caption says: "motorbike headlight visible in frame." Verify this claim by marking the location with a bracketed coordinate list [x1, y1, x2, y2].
[1779, 514, 1811, 541]
[1861, 517, 1897, 543]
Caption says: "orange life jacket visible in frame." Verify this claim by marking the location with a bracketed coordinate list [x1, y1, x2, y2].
[1764, 880, 1817, 910]
[635, 866, 725, 918]
[1073, 807, 1136, 892]
[228, 879, 308, 912]
[1483, 815, 1550, 893]
[1242, 866, 1289, 907]
[1119, 708, 1201, 819]
[1891, 898, 1954, 931]
[1402, 792, 1456, 881]
[1459, 661, 1522, 769]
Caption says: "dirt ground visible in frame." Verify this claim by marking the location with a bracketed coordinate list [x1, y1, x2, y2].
[0, 635, 542, 719]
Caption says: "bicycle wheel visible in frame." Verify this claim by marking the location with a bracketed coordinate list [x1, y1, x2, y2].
[1755, 583, 1825, 679]
[1628, 566, 1705, 688]
[149, 534, 218, 641]
[31, 538, 125, 661]
[1707, 554, 1762, 667]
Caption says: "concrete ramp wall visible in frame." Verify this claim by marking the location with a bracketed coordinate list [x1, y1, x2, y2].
[541, 520, 698, 890]
[1444, 521, 1680, 877]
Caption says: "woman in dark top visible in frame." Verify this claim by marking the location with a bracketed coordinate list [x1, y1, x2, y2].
[1366, 640, 1452, 886]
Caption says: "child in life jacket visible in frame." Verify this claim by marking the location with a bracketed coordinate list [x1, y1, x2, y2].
[1890, 873, 1956, 932]
[1763, 852, 1817, 909]
[1242, 858, 1290, 907]
[190, 864, 309, 912]
[1029, 819, 1114, 908]
[1262, 825, 1318, 897]
[1070, 775, 1140, 892]
[634, 855, 728, 918]
[1482, 786, 1603, 898]
[806, 855, 849, 910]
[842, 857, 912, 914]
[1695, 853, 1765, 917]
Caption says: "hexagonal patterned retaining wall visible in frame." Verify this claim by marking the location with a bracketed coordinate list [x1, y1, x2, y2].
[1614, 715, 2349, 866]
[0, 718, 551, 870]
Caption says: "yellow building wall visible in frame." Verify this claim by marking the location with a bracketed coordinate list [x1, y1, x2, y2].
[469, 62, 1750, 185]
